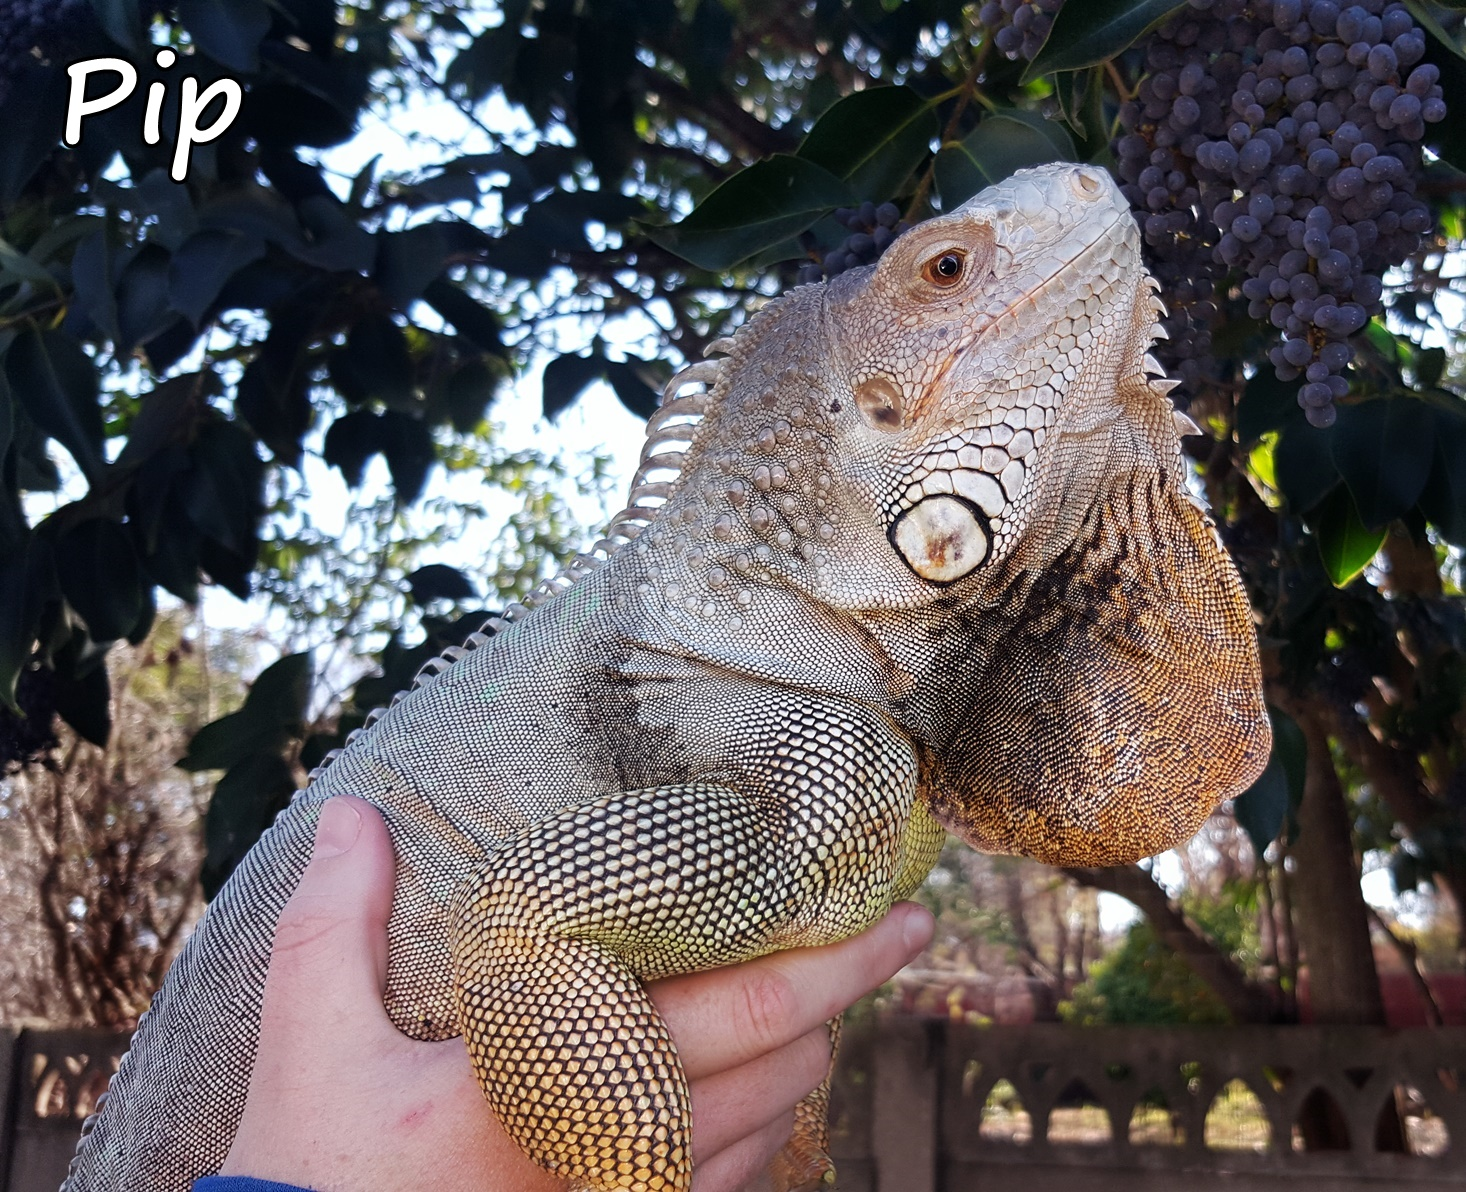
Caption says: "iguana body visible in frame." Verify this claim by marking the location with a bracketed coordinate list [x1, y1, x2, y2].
[65, 164, 1269, 1192]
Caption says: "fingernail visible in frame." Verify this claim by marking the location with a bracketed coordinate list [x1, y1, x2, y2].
[899, 904, 935, 954]
[314, 798, 361, 858]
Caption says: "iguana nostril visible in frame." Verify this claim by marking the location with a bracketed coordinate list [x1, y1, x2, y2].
[889, 495, 989, 584]
[1072, 169, 1106, 198]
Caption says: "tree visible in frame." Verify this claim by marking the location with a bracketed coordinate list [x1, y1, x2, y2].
[3, 0, 1466, 1040]
[0, 611, 255, 1025]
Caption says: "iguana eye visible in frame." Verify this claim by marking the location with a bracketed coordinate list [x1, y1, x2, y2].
[922, 250, 966, 286]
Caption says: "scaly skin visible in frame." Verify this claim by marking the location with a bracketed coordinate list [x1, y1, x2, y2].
[64, 164, 1269, 1192]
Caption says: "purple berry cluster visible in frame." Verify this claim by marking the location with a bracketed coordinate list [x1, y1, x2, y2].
[1114, 0, 1445, 427]
[0, 0, 97, 106]
[798, 201, 911, 284]
[977, 0, 1063, 62]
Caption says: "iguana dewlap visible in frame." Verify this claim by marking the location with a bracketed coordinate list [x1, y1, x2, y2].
[64, 163, 1269, 1192]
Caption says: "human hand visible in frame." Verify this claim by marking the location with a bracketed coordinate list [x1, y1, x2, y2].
[220, 797, 933, 1192]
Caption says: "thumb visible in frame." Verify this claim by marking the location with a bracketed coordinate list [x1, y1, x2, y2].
[264, 796, 397, 1014]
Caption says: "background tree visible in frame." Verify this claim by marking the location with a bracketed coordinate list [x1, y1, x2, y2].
[2, 0, 1466, 1045]
[0, 611, 253, 1025]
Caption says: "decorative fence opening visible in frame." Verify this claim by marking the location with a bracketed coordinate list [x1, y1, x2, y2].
[1, 1021, 1463, 1190]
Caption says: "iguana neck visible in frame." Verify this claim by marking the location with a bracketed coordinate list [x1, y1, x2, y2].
[601, 289, 918, 713]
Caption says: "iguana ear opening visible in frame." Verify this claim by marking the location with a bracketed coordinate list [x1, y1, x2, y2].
[925, 472, 1270, 867]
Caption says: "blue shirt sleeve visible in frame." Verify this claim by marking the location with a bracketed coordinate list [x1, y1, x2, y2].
[193, 1179, 313, 1192]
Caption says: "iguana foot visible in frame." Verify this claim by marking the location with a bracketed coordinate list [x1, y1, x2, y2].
[768, 1143, 835, 1192]
[769, 1024, 837, 1192]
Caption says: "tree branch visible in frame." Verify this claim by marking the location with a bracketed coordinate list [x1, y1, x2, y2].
[1065, 863, 1278, 1023]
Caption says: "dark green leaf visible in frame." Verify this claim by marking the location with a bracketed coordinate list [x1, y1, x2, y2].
[183, 419, 265, 556]
[431, 358, 502, 433]
[322, 409, 383, 487]
[1417, 346, 1448, 388]
[343, 314, 416, 409]
[1024, 0, 1186, 79]
[90, 0, 146, 48]
[0, 60, 68, 206]
[52, 652, 111, 747]
[55, 520, 144, 643]
[1328, 395, 1434, 529]
[12, 407, 61, 493]
[1310, 485, 1386, 586]
[376, 223, 492, 310]
[1391, 846, 1424, 895]
[137, 493, 202, 604]
[0, 365, 12, 474]
[933, 112, 1076, 209]
[378, 412, 436, 504]
[243, 651, 314, 724]
[647, 156, 854, 270]
[116, 244, 178, 352]
[423, 279, 506, 357]
[243, 83, 357, 149]
[407, 170, 482, 207]
[1272, 422, 1340, 513]
[0, 536, 52, 711]
[180, 651, 312, 771]
[605, 360, 661, 420]
[684, 0, 734, 94]
[197, 192, 308, 251]
[1420, 399, 1466, 545]
[201, 751, 298, 898]
[445, 25, 525, 103]
[542, 352, 606, 420]
[275, 0, 337, 53]
[292, 195, 377, 272]
[144, 318, 203, 375]
[127, 584, 157, 646]
[1236, 369, 1300, 442]
[516, 191, 644, 250]
[68, 229, 121, 344]
[235, 354, 311, 469]
[797, 87, 938, 202]
[197, 536, 254, 600]
[1420, 22, 1466, 168]
[407, 563, 477, 604]
[1233, 757, 1288, 857]
[133, 169, 199, 249]
[1271, 706, 1306, 816]
[169, 230, 267, 325]
[5, 328, 104, 480]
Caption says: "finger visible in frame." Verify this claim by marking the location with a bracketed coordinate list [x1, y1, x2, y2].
[653, 902, 933, 1079]
[689, 1025, 830, 1162]
[691, 1113, 792, 1192]
[262, 797, 397, 1018]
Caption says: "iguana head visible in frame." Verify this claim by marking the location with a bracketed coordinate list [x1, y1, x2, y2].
[630, 162, 1269, 867]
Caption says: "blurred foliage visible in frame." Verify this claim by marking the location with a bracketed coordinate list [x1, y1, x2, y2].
[1062, 920, 1234, 1025]
[1061, 884, 1260, 1026]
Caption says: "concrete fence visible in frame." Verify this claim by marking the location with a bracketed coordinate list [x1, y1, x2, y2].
[1, 1021, 1464, 1190]
[830, 1020, 1466, 1190]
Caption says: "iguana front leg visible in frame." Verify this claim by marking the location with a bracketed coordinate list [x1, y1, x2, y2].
[452, 759, 930, 1192]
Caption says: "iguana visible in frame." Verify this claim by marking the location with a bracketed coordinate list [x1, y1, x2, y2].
[64, 162, 1269, 1192]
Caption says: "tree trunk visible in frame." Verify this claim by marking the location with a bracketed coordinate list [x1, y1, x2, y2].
[1286, 706, 1403, 1151]
[1288, 708, 1385, 1024]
